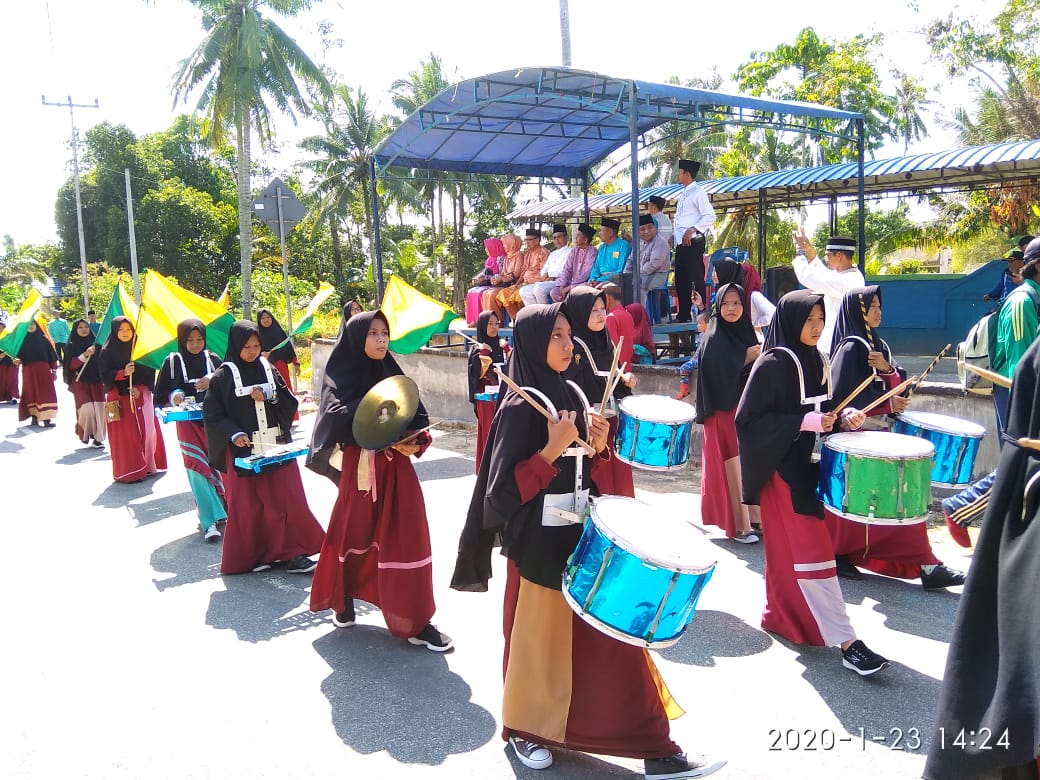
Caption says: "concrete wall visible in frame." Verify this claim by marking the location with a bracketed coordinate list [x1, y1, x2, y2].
[311, 340, 1000, 481]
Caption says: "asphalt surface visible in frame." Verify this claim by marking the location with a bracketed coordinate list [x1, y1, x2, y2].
[1, 390, 975, 780]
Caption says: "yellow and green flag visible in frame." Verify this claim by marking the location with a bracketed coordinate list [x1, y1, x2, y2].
[217, 282, 231, 310]
[266, 282, 337, 352]
[131, 270, 236, 370]
[380, 275, 460, 354]
[96, 282, 140, 345]
[0, 289, 44, 357]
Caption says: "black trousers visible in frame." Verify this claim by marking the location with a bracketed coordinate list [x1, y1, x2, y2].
[673, 237, 706, 321]
[54, 343, 66, 363]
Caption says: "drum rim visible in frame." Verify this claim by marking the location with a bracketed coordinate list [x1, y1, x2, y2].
[614, 451, 689, 472]
[618, 394, 696, 425]
[894, 411, 986, 438]
[560, 581, 683, 648]
[824, 431, 935, 459]
[822, 505, 929, 526]
[589, 497, 717, 574]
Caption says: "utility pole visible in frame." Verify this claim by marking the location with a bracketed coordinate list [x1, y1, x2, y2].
[42, 95, 98, 312]
[124, 169, 141, 304]
[559, 0, 571, 66]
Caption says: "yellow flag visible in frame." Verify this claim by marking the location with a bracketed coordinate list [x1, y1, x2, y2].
[381, 276, 460, 354]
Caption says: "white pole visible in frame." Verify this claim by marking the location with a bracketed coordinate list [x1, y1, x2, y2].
[274, 185, 297, 393]
[69, 109, 90, 312]
[125, 168, 141, 304]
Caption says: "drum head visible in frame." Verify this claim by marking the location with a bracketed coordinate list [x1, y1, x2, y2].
[618, 394, 696, 425]
[825, 431, 934, 458]
[591, 496, 714, 574]
[896, 410, 986, 438]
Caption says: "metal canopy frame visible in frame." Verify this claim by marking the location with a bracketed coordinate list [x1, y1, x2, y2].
[369, 66, 865, 302]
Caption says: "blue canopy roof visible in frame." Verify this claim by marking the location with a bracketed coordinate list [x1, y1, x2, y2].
[373, 67, 863, 180]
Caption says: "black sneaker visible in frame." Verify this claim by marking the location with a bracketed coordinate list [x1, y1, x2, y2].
[285, 555, 317, 574]
[42, 419, 54, 428]
[921, 564, 966, 591]
[841, 640, 890, 677]
[332, 600, 356, 628]
[644, 752, 727, 779]
[251, 563, 272, 573]
[834, 554, 863, 580]
[509, 736, 553, 770]
[91, 438, 104, 448]
[407, 624, 454, 652]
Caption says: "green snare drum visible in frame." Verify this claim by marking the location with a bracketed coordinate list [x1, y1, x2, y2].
[817, 432, 934, 525]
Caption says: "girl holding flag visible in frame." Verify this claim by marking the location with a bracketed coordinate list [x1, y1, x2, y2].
[64, 317, 107, 447]
[15, 320, 59, 428]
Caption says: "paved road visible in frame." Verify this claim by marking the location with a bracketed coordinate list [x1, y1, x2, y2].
[1, 391, 974, 779]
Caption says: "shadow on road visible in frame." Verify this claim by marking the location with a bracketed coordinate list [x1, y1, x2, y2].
[840, 573, 962, 645]
[54, 446, 110, 466]
[206, 577, 323, 643]
[92, 472, 167, 508]
[413, 455, 476, 481]
[658, 610, 774, 667]
[150, 532, 223, 592]
[312, 627, 497, 764]
[0, 438, 23, 454]
[128, 492, 196, 525]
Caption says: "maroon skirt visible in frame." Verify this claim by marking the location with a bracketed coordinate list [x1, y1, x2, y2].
[699, 408, 740, 537]
[271, 360, 300, 421]
[474, 398, 496, 473]
[592, 415, 635, 497]
[106, 387, 168, 483]
[18, 362, 57, 421]
[822, 510, 940, 579]
[0, 363, 18, 402]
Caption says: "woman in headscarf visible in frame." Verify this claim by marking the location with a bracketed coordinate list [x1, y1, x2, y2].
[695, 283, 761, 542]
[0, 323, 18, 404]
[925, 338, 1040, 780]
[563, 285, 636, 497]
[466, 237, 505, 324]
[736, 291, 891, 676]
[64, 317, 106, 447]
[481, 234, 522, 322]
[307, 310, 451, 651]
[626, 302, 656, 364]
[98, 316, 168, 482]
[203, 320, 323, 575]
[154, 319, 227, 541]
[451, 304, 723, 779]
[256, 308, 300, 421]
[14, 319, 59, 428]
[468, 309, 510, 473]
[825, 286, 965, 590]
[711, 258, 743, 292]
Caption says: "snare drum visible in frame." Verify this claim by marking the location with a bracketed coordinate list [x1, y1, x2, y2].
[614, 395, 695, 471]
[155, 402, 204, 423]
[891, 411, 986, 488]
[818, 432, 933, 525]
[234, 444, 309, 473]
[563, 496, 716, 648]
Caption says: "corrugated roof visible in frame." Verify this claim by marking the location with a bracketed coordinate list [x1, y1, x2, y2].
[373, 66, 862, 180]
[506, 138, 1040, 220]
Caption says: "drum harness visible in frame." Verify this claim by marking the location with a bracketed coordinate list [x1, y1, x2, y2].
[222, 358, 282, 454]
[167, 351, 215, 407]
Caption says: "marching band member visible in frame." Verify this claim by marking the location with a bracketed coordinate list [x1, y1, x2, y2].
[451, 303, 725, 779]
[63, 317, 106, 447]
[468, 310, 509, 472]
[257, 308, 300, 421]
[203, 320, 323, 575]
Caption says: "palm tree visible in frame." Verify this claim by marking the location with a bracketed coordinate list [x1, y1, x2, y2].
[172, 0, 331, 318]
[892, 72, 932, 154]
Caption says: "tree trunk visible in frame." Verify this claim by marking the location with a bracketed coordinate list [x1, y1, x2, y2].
[236, 114, 253, 320]
[329, 214, 344, 291]
[453, 185, 466, 312]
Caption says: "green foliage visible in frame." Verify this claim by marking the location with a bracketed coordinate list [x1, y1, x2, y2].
[889, 259, 924, 274]
[83, 262, 126, 319]
[223, 267, 319, 322]
[810, 204, 929, 259]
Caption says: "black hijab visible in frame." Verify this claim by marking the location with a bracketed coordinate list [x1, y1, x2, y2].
[335, 300, 361, 341]
[736, 291, 830, 516]
[307, 310, 429, 484]
[98, 316, 156, 393]
[713, 258, 744, 288]
[829, 286, 905, 411]
[925, 338, 1040, 779]
[563, 285, 630, 401]
[467, 310, 506, 406]
[695, 283, 759, 423]
[64, 318, 98, 385]
[154, 319, 219, 405]
[257, 308, 297, 363]
[17, 323, 58, 365]
[452, 303, 590, 592]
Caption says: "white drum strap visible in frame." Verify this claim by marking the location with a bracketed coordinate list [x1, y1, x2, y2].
[574, 337, 610, 378]
[222, 358, 276, 399]
[222, 359, 279, 450]
[171, 351, 215, 382]
[521, 386, 559, 419]
[541, 490, 591, 526]
[771, 347, 832, 410]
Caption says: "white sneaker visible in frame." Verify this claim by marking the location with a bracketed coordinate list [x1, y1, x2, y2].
[204, 525, 222, 541]
[509, 737, 553, 770]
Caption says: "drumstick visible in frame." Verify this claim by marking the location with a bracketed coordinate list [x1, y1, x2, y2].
[389, 422, 440, 448]
[494, 368, 596, 456]
[599, 337, 624, 415]
[959, 361, 1013, 389]
[830, 374, 877, 415]
[907, 343, 952, 397]
[1017, 437, 1040, 453]
[859, 376, 918, 415]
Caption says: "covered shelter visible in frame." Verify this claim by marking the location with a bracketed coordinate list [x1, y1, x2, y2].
[370, 66, 865, 303]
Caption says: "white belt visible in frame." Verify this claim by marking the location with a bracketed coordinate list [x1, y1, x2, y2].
[541, 489, 590, 526]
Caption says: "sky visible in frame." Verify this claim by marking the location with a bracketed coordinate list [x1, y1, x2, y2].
[0, 0, 999, 247]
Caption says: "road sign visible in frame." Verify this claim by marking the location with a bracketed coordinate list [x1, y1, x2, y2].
[253, 178, 306, 233]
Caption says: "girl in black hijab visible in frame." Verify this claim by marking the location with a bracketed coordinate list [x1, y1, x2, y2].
[0, 322, 18, 403]
[468, 309, 510, 473]
[307, 310, 448, 650]
[563, 285, 636, 497]
[695, 283, 761, 542]
[64, 317, 106, 446]
[711, 258, 744, 292]
[15, 319, 59, 428]
[98, 316, 168, 482]
[256, 309, 299, 422]
[154, 320, 227, 540]
[203, 319, 323, 574]
[736, 291, 891, 676]
[451, 305, 721, 778]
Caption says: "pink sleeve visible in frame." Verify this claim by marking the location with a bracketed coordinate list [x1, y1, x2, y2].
[515, 453, 560, 505]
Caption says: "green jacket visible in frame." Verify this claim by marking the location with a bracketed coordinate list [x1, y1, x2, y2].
[993, 277, 1040, 380]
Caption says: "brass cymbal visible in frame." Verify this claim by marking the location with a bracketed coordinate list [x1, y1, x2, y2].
[352, 375, 420, 450]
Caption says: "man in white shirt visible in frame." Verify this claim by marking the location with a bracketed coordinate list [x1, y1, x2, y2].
[672, 159, 715, 321]
[791, 229, 865, 354]
[522, 224, 572, 304]
[647, 195, 673, 246]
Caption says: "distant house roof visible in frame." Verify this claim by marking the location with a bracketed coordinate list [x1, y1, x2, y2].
[506, 138, 1040, 220]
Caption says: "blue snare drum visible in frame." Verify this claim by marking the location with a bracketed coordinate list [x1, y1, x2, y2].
[155, 402, 204, 423]
[891, 411, 986, 488]
[474, 390, 499, 402]
[234, 444, 309, 473]
[563, 496, 716, 648]
[615, 395, 695, 471]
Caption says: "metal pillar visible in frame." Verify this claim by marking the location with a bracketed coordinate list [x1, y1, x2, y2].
[370, 158, 385, 302]
[582, 172, 590, 224]
[628, 81, 641, 305]
[124, 169, 141, 304]
[757, 189, 767, 276]
[856, 118, 866, 272]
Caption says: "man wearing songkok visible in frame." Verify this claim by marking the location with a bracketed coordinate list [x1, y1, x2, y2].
[587, 218, 632, 285]
[647, 195, 673, 246]
[672, 160, 715, 321]
[791, 230, 865, 354]
[551, 224, 598, 302]
[522, 224, 571, 305]
[637, 214, 672, 295]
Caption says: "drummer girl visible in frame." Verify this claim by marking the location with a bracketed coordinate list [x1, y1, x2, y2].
[468, 309, 510, 471]
[736, 291, 891, 676]
[154, 319, 227, 541]
[826, 287, 966, 590]
[203, 320, 324, 575]
[563, 285, 637, 497]
[307, 310, 452, 651]
[257, 308, 300, 421]
[451, 303, 725, 780]
[695, 283, 761, 543]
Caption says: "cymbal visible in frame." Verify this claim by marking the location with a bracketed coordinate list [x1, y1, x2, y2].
[352, 375, 420, 450]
